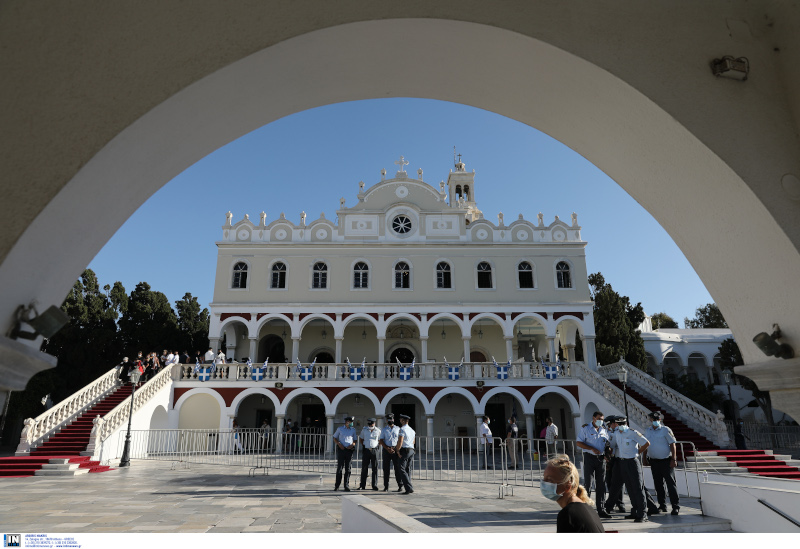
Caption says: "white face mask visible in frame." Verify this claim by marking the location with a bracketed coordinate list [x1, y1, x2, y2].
[594, 419, 603, 428]
[618, 425, 629, 432]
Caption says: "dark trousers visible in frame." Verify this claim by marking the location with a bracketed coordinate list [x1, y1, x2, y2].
[605, 458, 624, 508]
[396, 448, 415, 492]
[360, 447, 378, 488]
[582, 453, 606, 512]
[335, 447, 353, 489]
[382, 448, 401, 489]
[619, 458, 647, 519]
[483, 444, 495, 469]
[650, 458, 680, 509]
[735, 434, 747, 450]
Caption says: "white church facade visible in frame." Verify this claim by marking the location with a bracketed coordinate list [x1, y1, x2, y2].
[172, 158, 605, 441]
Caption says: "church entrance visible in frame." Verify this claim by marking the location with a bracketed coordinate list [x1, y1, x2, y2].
[313, 352, 335, 363]
[258, 335, 286, 363]
[470, 351, 487, 362]
[389, 347, 415, 364]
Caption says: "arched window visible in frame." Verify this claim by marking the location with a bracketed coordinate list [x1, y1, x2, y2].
[312, 262, 327, 289]
[477, 261, 493, 289]
[436, 261, 452, 289]
[271, 262, 287, 289]
[353, 262, 369, 289]
[455, 185, 463, 199]
[232, 262, 248, 289]
[518, 261, 534, 288]
[464, 185, 470, 200]
[394, 261, 410, 289]
[556, 261, 572, 289]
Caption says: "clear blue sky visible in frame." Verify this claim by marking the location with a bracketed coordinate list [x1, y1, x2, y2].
[88, 98, 712, 325]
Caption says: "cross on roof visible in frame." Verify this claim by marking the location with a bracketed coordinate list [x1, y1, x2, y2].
[394, 155, 409, 173]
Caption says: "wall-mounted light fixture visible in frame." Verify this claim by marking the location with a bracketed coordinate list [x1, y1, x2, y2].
[321, 328, 327, 340]
[275, 382, 284, 389]
[354, 394, 361, 405]
[752, 324, 794, 359]
[476, 380, 485, 391]
[362, 319, 367, 340]
[9, 303, 69, 341]
[711, 56, 749, 81]
[281, 327, 287, 339]
[441, 320, 446, 340]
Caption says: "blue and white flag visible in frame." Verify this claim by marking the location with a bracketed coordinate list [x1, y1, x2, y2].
[445, 356, 459, 380]
[194, 358, 201, 373]
[492, 356, 509, 380]
[349, 367, 363, 381]
[399, 366, 412, 381]
[263, 358, 269, 368]
[198, 367, 211, 382]
[251, 366, 264, 381]
[545, 363, 559, 380]
[295, 358, 303, 373]
[556, 356, 562, 374]
[300, 367, 313, 381]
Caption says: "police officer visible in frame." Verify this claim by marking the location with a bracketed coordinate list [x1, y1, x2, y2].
[358, 417, 381, 490]
[603, 415, 627, 514]
[644, 411, 680, 515]
[576, 411, 612, 518]
[394, 414, 415, 494]
[379, 413, 402, 492]
[332, 415, 357, 491]
[609, 416, 650, 522]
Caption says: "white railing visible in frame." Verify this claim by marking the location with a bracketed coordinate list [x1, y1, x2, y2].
[16, 366, 120, 454]
[573, 361, 651, 430]
[598, 361, 729, 447]
[176, 361, 579, 382]
[83, 366, 173, 457]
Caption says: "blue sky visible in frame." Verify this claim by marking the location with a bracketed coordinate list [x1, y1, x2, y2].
[88, 98, 712, 325]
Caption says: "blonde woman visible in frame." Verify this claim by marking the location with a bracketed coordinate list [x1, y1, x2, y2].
[541, 455, 605, 533]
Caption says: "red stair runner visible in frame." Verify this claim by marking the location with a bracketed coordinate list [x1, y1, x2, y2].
[0, 383, 139, 478]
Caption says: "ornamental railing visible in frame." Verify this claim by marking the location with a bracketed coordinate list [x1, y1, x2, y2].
[598, 361, 729, 447]
[175, 361, 578, 382]
[573, 361, 651, 430]
[83, 366, 173, 457]
[16, 366, 120, 454]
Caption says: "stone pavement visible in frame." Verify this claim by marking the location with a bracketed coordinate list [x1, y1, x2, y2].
[0, 460, 730, 533]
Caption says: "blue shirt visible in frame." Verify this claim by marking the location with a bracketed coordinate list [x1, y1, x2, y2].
[645, 425, 676, 459]
[333, 425, 357, 447]
[381, 425, 400, 447]
[611, 428, 649, 459]
[360, 425, 381, 449]
[398, 424, 416, 448]
[577, 423, 609, 454]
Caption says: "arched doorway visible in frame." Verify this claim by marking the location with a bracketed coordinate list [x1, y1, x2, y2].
[313, 351, 335, 363]
[470, 350, 487, 362]
[534, 391, 576, 441]
[433, 392, 476, 438]
[385, 393, 425, 432]
[177, 392, 222, 452]
[284, 393, 327, 452]
[389, 347, 415, 364]
[259, 334, 286, 363]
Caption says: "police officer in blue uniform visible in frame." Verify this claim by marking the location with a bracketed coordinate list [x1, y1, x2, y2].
[576, 411, 612, 518]
[644, 411, 680, 515]
[332, 415, 357, 491]
[603, 415, 627, 514]
[609, 416, 650, 522]
[358, 417, 381, 490]
[379, 413, 402, 492]
[394, 414, 416, 494]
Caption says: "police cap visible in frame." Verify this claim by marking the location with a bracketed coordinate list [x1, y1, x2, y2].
[385, 413, 395, 420]
[398, 414, 411, 420]
[648, 411, 662, 420]
[614, 416, 628, 424]
[605, 415, 618, 424]
[344, 416, 355, 422]
[367, 417, 376, 423]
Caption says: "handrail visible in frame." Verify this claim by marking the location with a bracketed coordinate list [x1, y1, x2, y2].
[16, 366, 120, 454]
[573, 361, 651, 430]
[599, 361, 729, 447]
[757, 499, 800, 528]
[83, 366, 173, 457]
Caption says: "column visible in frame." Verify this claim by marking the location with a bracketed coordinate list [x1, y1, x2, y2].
[291, 337, 301, 362]
[325, 415, 335, 454]
[426, 415, 435, 453]
[209, 337, 220, 355]
[504, 337, 513, 361]
[475, 415, 484, 454]
[335, 337, 343, 363]
[420, 337, 428, 362]
[248, 337, 258, 361]
[462, 336, 471, 363]
[525, 414, 535, 441]
[377, 336, 386, 363]
[276, 415, 285, 452]
[582, 336, 598, 370]
[564, 343, 576, 363]
[547, 336, 557, 361]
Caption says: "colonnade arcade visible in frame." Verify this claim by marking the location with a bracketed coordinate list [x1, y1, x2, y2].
[173, 385, 580, 443]
[212, 311, 597, 366]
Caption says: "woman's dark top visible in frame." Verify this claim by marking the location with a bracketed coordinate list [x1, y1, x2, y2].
[556, 502, 605, 533]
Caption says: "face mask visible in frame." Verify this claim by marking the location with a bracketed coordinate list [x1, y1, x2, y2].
[387, 421, 394, 426]
[594, 419, 603, 428]
[652, 421, 660, 427]
[618, 425, 629, 432]
[540, 480, 563, 501]
[487, 419, 490, 425]
[508, 420, 511, 424]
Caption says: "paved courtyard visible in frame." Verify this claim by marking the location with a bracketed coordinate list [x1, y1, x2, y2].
[0, 460, 729, 533]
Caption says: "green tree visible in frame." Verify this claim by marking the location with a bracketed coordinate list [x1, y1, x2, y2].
[588, 273, 647, 369]
[718, 337, 774, 426]
[650, 312, 678, 329]
[118, 282, 179, 355]
[685, 303, 728, 329]
[175, 293, 210, 353]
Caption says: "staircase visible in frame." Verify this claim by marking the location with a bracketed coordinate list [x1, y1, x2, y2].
[686, 449, 800, 480]
[0, 383, 137, 477]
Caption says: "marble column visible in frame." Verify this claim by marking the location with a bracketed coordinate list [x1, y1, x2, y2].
[325, 415, 335, 454]
[504, 337, 513, 361]
[525, 414, 535, 441]
[377, 336, 386, 363]
[564, 343, 576, 363]
[335, 337, 343, 363]
[547, 337, 557, 362]
[582, 336, 598, 370]
[276, 415, 285, 452]
[248, 337, 258, 361]
[420, 337, 428, 362]
[462, 336, 471, 363]
[475, 415, 484, 454]
[209, 337, 220, 355]
[426, 415, 435, 453]
[291, 337, 301, 362]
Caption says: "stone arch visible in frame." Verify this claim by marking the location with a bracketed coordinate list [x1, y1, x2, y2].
[426, 312, 466, 336]
[330, 388, 382, 415]
[255, 313, 294, 339]
[149, 405, 168, 430]
[479, 386, 531, 415]
[429, 387, 481, 413]
[298, 313, 335, 335]
[176, 390, 224, 430]
[380, 387, 433, 416]
[468, 313, 508, 338]
[217, 317, 252, 338]
[341, 313, 380, 332]
[383, 313, 424, 337]
[530, 386, 580, 418]
[229, 387, 281, 414]
[581, 400, 605, 426]
[385, 342, 419, 364]
[307, 346, 335, 363]
[281, 387, 333, 416]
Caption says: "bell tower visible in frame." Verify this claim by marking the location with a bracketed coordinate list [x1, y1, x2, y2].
[447, 154, 481, 222]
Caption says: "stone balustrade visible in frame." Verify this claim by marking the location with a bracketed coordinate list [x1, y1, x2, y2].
[598, 361, 730, 447]
[573, 361, 651, 430]
[175, 361, 579, 382]
[16, 367, 119, 454]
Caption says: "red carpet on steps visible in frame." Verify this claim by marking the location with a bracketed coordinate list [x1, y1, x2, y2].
[0, 383, 140, 478]
[607, 379, 800, 480]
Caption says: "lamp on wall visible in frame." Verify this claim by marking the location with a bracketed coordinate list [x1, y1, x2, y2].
[517, 326, 523, 338]
[752, 324, 794, 359]
[362, 319, 367, 340]
[446, 394, 453, 404]
[399, 320, 405, 339]
[354, 394, 361, 405]
[321, 328, 327, 340]
[478, 321, 483, 339]
[441, 320, 446, 340]
[710, 56, 749, 81]
[281, 327, 287, 339]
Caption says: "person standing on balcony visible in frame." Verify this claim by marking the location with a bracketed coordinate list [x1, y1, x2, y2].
[379, 413, 402, 492]
[332, 416, 357, 491]
[576, 411, 612, 519]
[505, 416, 519, 469]
[609, 416, 650, 523]
[644, 411, 680, 515]
[545, 417, 559, 458]
[358, 418, 381, 490]
[204, 347, 214, 363]
[480, 416, 494, 469]
[394, 414, 416, 494]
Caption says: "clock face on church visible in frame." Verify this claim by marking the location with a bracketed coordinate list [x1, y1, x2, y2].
[392, 215, 412, 234]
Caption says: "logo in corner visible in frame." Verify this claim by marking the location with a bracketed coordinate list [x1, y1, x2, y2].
[4, 534, 21, 547]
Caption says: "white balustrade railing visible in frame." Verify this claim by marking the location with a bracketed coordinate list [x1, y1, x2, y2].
[16, 366, 120, 454]
[573, 361, 651, 430]
[176, 361, 580, 382]
[598, 361, 729, 447]
[83, 366, 173, 457]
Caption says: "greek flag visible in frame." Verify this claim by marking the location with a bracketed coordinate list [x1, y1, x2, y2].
[545, 364, 559, 379]
[347, 357, 362, 381]
[263, 358, 269, 368]
[493, 356, 508, 380]
[251, 366, 264, 381]
[295, 358, 303, 373]
[300, 367, 313, 381]
[556, 356, 562, 374]
[246, 358, 252, 370]
[194, 358, 200, 373]
[445, 356, 459, 380]
[198, 367, 211, 382]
